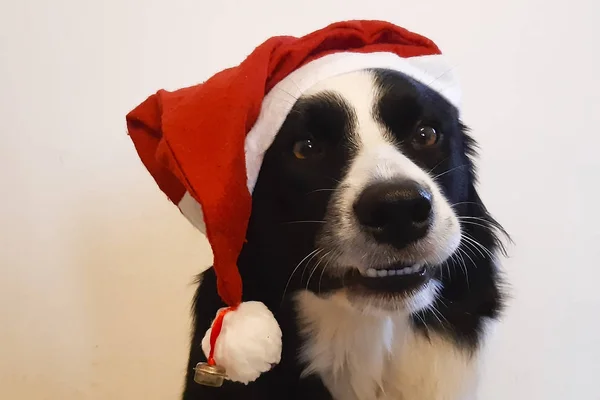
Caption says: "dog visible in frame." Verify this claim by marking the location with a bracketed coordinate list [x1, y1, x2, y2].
[181, 68, 506, 400]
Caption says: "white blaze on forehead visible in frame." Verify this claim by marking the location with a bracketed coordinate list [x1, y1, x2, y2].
[306, 71, 431, 192]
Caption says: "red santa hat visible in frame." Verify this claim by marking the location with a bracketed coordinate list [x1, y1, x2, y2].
[126, 20, 460, 385]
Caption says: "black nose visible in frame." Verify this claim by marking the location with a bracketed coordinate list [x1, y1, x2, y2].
[353, 180, 433, 248]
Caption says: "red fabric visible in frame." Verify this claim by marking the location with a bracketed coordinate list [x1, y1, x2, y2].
[207, 306, 237, 366]
[125, 20, 441, 307]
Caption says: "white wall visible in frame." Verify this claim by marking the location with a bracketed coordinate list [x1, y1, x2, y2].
[1, 0, 598, 399]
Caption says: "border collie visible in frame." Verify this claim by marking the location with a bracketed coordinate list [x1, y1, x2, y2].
[181, 68, 506, 400]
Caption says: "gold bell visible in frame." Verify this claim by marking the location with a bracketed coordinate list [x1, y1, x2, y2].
[193, 362, 228, 387]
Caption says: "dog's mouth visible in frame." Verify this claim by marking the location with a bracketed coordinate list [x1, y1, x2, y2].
[342, 262, 433, 295]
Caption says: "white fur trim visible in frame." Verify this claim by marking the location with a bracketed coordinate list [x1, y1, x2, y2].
[244, 51, 461, 192]
[178, 191, 206, 233]
[201, 301, 282, 384]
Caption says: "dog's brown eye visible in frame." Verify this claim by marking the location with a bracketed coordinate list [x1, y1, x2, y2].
[293, 139, 323, 160]
[412, 125, 440, 149]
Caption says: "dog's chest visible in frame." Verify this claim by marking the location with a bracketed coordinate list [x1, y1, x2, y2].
[295, 292, 477, 400]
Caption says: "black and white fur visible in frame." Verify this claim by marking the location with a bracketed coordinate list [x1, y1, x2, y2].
[182, 69, 506, 400]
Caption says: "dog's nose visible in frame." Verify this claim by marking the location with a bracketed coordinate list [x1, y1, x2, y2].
[353, 180, 432, 248]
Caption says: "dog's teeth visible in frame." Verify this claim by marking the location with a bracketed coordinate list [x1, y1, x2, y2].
[362, 264, 426, 278]
[365, 268, 377, 277]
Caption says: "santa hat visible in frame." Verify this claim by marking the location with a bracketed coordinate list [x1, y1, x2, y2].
[126, 20, 460, 385]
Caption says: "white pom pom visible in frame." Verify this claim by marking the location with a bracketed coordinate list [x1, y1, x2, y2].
[202, 301, 282, 384]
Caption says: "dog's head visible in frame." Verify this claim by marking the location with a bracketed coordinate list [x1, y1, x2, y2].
[242, 68, 502, 315]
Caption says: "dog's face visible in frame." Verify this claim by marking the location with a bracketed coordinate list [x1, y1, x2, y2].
[246, 69, 477, 314]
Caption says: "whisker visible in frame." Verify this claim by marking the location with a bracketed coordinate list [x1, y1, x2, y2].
[430, 254, 447, 281]
[430, 304, 448, 327]
[439, 255, 453, 283]
[318, 255, 335, 294]
[436, 295, 450, 308]
[463, 237, 486, 259]
[428, 305, 443, 326]
[447, 253, 457, 281]
[300, 248, 324, 283]
[427, 156, 450, 175]
[306, 251, 329, 290]
[431, 164, 468, 180]
[458, 216, 492, 222]
[440, 259, 451, 283]
[459, 246, 477, 269]
[461, 232, 496, 259]
[283, 220, 326, 225]
[460, 236, 486, 258]
[449, 201, 482, 209]
[307, 188, 336, 195]
[413, 311, 430, 334]
[459, 220, 495, 232]
[280, 248, 321, 305]
[448, 251, 460, 273]
[454, 249, 470, 289]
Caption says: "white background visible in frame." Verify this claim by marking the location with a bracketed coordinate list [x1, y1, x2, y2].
[1, 0, 598, 399]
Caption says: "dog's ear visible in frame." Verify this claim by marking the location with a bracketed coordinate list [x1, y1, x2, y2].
[459, 124, 510, 257]
[429, 123, 510, 328]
